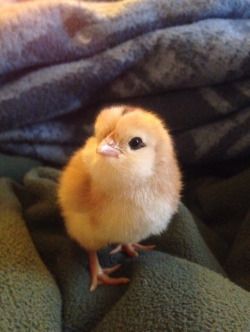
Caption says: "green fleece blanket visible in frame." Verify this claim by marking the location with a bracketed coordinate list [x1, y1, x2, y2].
[0, 154, 249, 332]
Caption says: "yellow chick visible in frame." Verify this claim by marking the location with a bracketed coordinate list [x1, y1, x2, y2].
[57, 106, 182, 291]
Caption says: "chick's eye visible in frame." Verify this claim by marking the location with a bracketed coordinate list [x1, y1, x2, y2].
[128, 137, 145, 150]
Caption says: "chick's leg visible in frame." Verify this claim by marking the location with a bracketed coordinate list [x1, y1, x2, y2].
[88, 251, 129, 291]
[110, 243, 155, 257]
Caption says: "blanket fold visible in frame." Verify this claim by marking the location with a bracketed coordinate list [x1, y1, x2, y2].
[0, 177, 61, 332]
[0, 160, 250, 332]
[0, 0, 250, 167]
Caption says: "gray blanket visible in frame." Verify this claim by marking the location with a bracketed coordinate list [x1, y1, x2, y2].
[0, 0, 250, 166]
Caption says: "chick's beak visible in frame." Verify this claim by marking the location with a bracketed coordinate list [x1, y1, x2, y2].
[97, 140, 120, 158]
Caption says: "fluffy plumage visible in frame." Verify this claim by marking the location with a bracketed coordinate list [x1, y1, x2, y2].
[58, 105, 182, 291]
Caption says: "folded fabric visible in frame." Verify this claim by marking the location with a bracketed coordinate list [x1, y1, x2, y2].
[0, 160, 249, 331]
[0, 0, 250, 166]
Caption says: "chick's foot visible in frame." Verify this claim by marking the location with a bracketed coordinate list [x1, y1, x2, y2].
[88, 251, 129, 291]
[110, 243, 156, 257]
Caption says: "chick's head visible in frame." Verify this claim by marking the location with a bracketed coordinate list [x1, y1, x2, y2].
[92, 106, 176, 190]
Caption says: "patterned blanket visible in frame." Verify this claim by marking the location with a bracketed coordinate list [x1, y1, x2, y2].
[0, 0, 250, 166]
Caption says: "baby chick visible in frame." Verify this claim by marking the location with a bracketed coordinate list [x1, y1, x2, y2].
[57, 106, 182, 291]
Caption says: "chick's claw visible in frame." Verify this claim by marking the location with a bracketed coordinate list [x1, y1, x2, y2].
[89, 251, 129, 291]
[110, 243, 156, 257]
[90, 273, 129, 292]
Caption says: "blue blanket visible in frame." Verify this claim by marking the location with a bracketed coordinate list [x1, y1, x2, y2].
[0, 0, 249, 165]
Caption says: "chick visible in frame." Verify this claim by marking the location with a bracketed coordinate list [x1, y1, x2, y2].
[57, 106, 182, 291]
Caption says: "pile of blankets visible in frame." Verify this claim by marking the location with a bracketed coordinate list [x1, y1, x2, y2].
[0, 1, 249, 331]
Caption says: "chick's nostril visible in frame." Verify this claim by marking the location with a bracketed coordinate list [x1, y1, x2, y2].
[105, 137, 116, 147]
